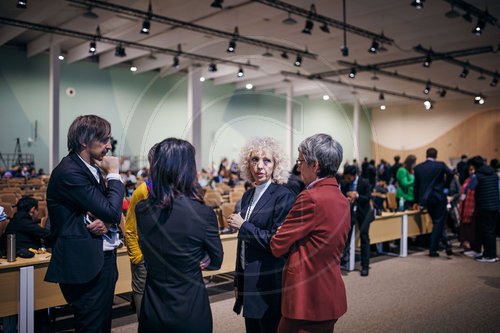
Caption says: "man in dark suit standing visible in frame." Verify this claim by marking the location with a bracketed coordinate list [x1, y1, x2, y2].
[413, 148, 453, 257]
[45, 115, 124, 332]
[341, 165, 374, 276]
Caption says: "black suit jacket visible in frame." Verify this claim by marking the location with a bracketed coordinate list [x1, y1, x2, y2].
[135, 196, 223, 332]
[45, 152, 124, 284]
[5, 211, 50, 251]
[341, 176, 372, 223]
[234, 182, 296, 319]
[414, 159, 453, 206]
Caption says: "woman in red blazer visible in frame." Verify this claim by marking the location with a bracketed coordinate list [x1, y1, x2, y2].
[270, 134, 351, 332]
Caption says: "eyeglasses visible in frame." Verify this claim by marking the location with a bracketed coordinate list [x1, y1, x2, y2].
[296, 159, 305, 167]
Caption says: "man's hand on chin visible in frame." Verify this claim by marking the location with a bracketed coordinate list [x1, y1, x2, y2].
[95, 156, 120, 175]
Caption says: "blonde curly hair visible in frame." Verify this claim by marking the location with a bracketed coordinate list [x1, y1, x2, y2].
[239, 137, 289, 184]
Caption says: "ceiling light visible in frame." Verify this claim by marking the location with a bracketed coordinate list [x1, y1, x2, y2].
[424, 100, 432, 110]
[282, 12, 297, 25]
[423, 82, 430, 94]
[320, 23, 330, 33]
[148, 51, 157, 60]
[472, 17, 486, 36]
[115, 44, 126, 57]
[210, 0, 223, 9]
[490, 76, 498, 87]
[478, 72, 485, 80]
[380, 105, 386, 110]
[423, 54, 432, 67]
[262, 48, 273, 57]
[460, 67, 469, 78]
[130, 66, 137, 72]
[246, 83, 253, 90]
[281, 52, 289, 59]
[439, 89, 447, 98]
[294, 55, 302, 67]
[200, 76, 206, 82]
[89, 41, 96, 54]
[141, 20, 150, 34]
[379, 92, 385, 101]
[302, 20, 314, 34]
[368, 39, 379, 54]
[462, 12, 473, 23]
[349, 68, 356, 79]
[474, 95, 481, 101]
[16, 0, 27, 9]
[208, 63, 217, 72]
[479, 98, 485, 105]
[323, 95, 330, 101]
[411, 0, 424, 9]
[227, 40, 236, 53]
[341, 46, 349, 57]
[445, 5, 460, 18]
[237, 68, 244, 78]
[172, 56, 179, 68]
[58, 55, 64, 61]
[474, 95, 485, 105]
[83, 6, 98, 18]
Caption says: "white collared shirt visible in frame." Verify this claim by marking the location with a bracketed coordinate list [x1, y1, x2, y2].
[77, 154, 122, 251]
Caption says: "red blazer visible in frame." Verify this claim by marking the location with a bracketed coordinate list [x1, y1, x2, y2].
[270, 177, 351, 321]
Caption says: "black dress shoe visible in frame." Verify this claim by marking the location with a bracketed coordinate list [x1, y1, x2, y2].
[446, 247, 453, 256]
[429, 252, 440, 257]
[361, 268, 369, 276]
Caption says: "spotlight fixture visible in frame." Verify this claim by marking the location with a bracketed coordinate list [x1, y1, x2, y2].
[237, 68, 244, 78]
[460, 66, 469, 78]
[379, 92, 385, 101]
[368, 39, 379, 54]
[262, 48, 273, 57]
[472, 17, 486, 36]
[439, 89, 447, 98]
[200, 76, 206, 82]
[411, 0, 424, 9]
[423, 54, 432, 67]
[58, 55, 64, 61]
[245, 83, 253, 90]
[478, 72, 485, 80]
[83, 6, 98, 19]
[208, 63, 217, 72]
[89, 41, 97, 54]
[210, 0, 223, 9]
[281, 52, 289, 59]
[474, 95, 485, 105]
[320, 23, 330, 33]
[294, 55, 302, 67]
[148, 51, 157, 60]
[474, 95, 481, 102]
[323, 95, 330, 101]
[302, 20, 314, 34]
[349, 68, 356, 79]
[445, 4, 460, 18]
[130, 66, 137, 72]
[424, 100, 432, 110]
[16, 0, 27, 9]
[341, 46, 349, 57]
[491, 76, 498, 87]
[282, 12, 297, 25]
[227, 40, 236, 53]
[380, 105, 386, 110]
[172, 56, 179, 68]
[141, 20, 151, 34]
[115, 44, 126, 57]
[423, 82, 430, 94]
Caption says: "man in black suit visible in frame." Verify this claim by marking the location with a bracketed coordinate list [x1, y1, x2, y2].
[45, 115, 124, 332]
[341, 165, 374, 276]
[413, 148, 453, 257]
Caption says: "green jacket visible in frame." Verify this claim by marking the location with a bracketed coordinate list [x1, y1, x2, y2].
[396, 167, 414, 201]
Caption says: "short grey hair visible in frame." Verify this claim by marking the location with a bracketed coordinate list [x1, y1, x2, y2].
[298, 134, 343, 177]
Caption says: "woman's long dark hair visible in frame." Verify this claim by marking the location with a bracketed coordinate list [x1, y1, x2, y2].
[403, 154, 417, 174]
[149, 138, 203, 210]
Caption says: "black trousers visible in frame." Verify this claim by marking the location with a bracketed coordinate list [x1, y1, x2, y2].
[427, 200, 449, 254]
[60, 251, 118, 333]
[476, 210, 498, 258]
[245, 316, 281, 333]
[343, 210, 371, 269]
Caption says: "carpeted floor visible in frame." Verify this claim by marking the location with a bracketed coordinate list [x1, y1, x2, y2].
[71, 240, 500, 332]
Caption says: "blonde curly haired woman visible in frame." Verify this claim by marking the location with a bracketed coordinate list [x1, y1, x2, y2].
[228, 137, 296, 333]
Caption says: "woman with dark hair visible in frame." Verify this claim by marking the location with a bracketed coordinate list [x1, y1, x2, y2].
[135, 138, 223, 333]
[396, 154, 417, 210]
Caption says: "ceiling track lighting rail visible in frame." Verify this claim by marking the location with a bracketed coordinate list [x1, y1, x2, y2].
[0, 17, 259, 70]
[441, 0, 498, 27]
[337, 60, 482, 98]
[253, 0, 394, 45]
[281, 70, 433, 103]
[66, 0, 316, 60]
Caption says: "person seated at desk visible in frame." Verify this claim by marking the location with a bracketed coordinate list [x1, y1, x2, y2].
[3, 197, 50, 253]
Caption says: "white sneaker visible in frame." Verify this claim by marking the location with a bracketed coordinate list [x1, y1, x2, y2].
[475, 256, 498, 263]
[464, 250, 481, 258]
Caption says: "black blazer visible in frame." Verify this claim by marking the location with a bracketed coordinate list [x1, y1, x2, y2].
[44, 152, 124, 284]
[4, 211, 50, 251]
[341, 176, 373, 223]
[414, 160, 453, 206]
[135, 196, 223, 333]
[234, 182, 296, 319]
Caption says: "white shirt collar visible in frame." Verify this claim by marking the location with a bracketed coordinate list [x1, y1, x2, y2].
[77, 153, 100, 183]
